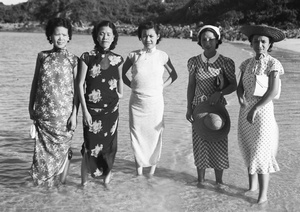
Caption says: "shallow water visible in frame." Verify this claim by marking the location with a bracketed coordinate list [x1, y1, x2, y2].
[0, 32, 299, 212]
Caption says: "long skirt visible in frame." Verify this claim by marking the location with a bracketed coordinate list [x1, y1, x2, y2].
[129, 92, 164, 167]
[81, 104, 119, 177]
[30, 120, 73, 186]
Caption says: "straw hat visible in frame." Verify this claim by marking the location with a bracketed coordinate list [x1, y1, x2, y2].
[240, 24, 285, 42]
[192, 101, 230, 142]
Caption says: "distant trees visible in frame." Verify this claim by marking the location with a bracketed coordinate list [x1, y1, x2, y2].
[0, 0, 299, 29]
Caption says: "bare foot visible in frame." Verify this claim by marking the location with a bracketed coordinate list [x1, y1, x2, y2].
[104, 171, 112, 185]
[257, 197, 268, 204]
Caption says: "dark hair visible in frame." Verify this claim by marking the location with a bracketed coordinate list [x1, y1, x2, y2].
[248, 34, 274, 52]
[45, 17, 72, 44]
[92, 20, 118, 50]
[197, 28, 222, 49]
[137, 21, 162, 44]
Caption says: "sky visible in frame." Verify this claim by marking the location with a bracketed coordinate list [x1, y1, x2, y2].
[1, 0, 28, 5]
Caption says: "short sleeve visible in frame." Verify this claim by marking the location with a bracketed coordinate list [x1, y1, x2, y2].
[267, 57, 284, 76]
[239, 59, 250, 73]
[187, 57, 196, 75]
[128, 51, 135, 63]
[160, 50, 169, 64]
[80, 52, 90, 66]
[223, 57, 236, 81]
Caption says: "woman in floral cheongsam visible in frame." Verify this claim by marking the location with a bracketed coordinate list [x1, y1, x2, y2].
[78, 21, 124, 185]
[29, 18, 78, 187]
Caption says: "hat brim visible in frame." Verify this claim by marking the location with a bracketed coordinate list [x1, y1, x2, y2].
[240, 25, 285, 42]
[192, 101, 230, 142]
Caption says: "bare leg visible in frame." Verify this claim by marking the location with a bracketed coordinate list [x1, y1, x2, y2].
[149, 165, 157, 176]
[135, 159, 143, 176]
[60, 158, 70, 184]
[104, 171, 112, 184]
[60, 149, 72, 184]
[81, 154, 88, 186]
[197, 168, 205, 183]
[257, 173, 269, 204]
[248, 168, 258, 191]
[214, 169, 224, 184]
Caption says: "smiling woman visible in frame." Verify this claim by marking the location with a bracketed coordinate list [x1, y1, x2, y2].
[1, 0, 27, 5]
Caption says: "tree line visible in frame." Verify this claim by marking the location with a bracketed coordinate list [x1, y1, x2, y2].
[0, 0, 299, 29]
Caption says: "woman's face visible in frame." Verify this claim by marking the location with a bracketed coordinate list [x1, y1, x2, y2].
[251, 35, 271, 55]
[97, 26, 114, 50]
[200, 31, 217, 52]
[51, 26, 69, 49]
[141, 28, 159, 50]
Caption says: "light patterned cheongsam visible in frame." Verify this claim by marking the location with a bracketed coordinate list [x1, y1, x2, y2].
[238, 54, 284, 174]
[31, 48, 78, 186]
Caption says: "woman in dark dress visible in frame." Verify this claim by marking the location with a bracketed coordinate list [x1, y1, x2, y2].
[78, 21, 124, 185]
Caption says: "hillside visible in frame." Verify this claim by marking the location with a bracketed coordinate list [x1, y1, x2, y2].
[0, 0, 300, 39]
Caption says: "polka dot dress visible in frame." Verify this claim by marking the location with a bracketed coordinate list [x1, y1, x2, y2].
[188, 53, 236, 169]
[238, 54, 284, 174]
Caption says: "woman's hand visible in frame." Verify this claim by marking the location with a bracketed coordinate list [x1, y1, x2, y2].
[29, 108, 35, 120]
[247, 106, 258, 124]
[83, 111, 93, 127]
[67, 113, 77, 131]
[186, 108, 194, 123]
[237, 95, 247, 107]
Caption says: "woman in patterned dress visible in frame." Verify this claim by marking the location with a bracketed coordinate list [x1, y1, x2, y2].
[122, 21, 177, 177]
[186, 25, 237, 185]
[78, 21, 123, 185]
[237, 25, 285, 204]
[28, 18, 79, 186]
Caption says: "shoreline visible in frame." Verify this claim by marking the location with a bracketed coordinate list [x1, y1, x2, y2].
[229, 39, 300, 53]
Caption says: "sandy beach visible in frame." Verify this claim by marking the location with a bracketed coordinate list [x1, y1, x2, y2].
[0, 33, 300, 212]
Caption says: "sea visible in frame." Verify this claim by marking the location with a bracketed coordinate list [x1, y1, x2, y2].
[0, 32, 299, 212]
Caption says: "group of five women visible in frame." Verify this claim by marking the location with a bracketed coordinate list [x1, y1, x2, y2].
[28, 17, 284, 204]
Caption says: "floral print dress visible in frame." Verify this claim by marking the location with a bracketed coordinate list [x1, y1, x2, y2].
[31, 48, 78, 186]
[80, 49, 123, 177]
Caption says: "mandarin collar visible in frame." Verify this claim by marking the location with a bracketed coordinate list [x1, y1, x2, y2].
[201, 52, 219, 64]
[141, 46, 157, 54]
[52, 47, 67, 53]
[256, 53, 268, 61]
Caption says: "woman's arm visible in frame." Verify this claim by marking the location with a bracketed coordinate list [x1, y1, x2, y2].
[122, 57, 132, 88]
[247, 71, 280, 123]
[28, 54, 41, 120]
[77, 59, 92, 127]
[67, 60, 80, 131]
[163, 58, 178, 88]
[186, 72, 196, 123]
[117, 63, 124, 98]
[236, 71, 245, 106]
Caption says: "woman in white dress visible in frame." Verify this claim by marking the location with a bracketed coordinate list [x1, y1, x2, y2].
[237, 25, 285, 204]
[122, 21, 177, 176]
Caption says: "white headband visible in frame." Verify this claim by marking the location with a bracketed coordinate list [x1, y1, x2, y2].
[197, 25, 221, 41]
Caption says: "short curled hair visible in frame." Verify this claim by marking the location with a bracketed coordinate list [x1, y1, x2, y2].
[45, 17, 72, 44]
[137, 21, 162, 44]
[197, 28, 222, 49]
[248, 35, 274, 52]
[92, 21, 118, 50]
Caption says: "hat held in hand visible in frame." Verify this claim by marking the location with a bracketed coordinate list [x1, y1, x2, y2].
[192, 101, 230, 142]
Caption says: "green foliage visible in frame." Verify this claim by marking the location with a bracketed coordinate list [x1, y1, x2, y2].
[0, 0, 299, 29]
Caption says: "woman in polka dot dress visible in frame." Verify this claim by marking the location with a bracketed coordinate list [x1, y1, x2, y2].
[237, 25, 285, 204]
[186, 25, 237, 186]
